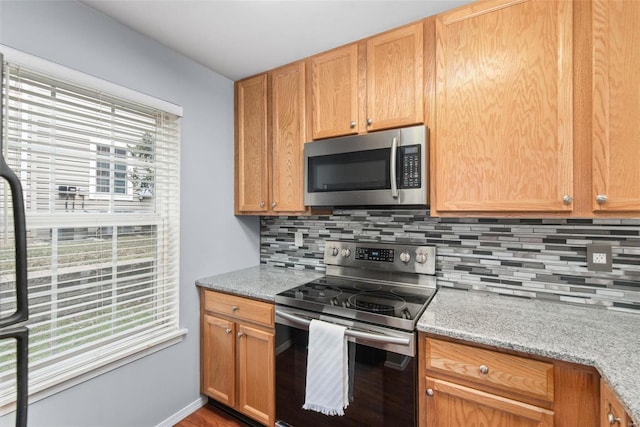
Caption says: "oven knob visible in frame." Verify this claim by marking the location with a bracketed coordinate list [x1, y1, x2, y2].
[341, 248, 351, 258]
[400, 251, 411, 263]
[415, 251, 428, 264]
[329, 246, 339, 257]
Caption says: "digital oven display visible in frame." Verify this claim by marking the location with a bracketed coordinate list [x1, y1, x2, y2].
[355, 247, 395, 262]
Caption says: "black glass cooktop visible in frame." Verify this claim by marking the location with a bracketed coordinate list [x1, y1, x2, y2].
[275, 275, 437, 331]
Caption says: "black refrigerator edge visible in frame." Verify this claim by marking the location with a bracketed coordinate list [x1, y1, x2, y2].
[0, 51, 29, 427]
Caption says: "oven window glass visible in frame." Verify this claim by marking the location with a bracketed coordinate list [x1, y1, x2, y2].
[307, 148, 391, 192]
[276, 326, 415, 427]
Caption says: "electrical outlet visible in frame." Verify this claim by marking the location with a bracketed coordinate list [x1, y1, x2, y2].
[587, 243, 612, 272]
[294, 231, 303, 248]
[592, 253, 607, 264]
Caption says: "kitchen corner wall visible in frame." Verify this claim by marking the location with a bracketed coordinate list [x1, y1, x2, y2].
[261, 210, 640, 313]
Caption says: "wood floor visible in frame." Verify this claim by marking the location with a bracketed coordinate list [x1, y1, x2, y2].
[173, 404, 250, 427]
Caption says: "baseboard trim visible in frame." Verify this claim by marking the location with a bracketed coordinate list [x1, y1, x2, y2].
[155, 395, 207, 427]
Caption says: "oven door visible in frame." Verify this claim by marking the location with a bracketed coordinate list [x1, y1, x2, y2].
[275, 307, 416, 427]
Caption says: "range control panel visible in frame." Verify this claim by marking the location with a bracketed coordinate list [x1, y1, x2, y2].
[355, 247, 395, 262]
[324, 240, 436, 275]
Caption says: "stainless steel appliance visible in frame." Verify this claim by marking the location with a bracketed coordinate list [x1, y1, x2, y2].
[274, 240, 437, 427]
[304, 125, 428, 207]
[0, 52, 29, 427]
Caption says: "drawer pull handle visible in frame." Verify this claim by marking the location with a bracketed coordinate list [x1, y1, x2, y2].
[426, 388, 434, 396]
[231, 305, 238, 312]
[607, 412, 621, 425]
[479, 365, 489, 375]
[225, 328, 231, 335]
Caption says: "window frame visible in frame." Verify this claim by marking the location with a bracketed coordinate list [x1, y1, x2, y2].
[0, 44, 185, 414]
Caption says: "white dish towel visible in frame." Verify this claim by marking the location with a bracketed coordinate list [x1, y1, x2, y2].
[302, 319, 349, 416]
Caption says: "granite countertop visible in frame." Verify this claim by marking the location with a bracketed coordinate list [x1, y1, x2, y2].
[195, 265, 324, 302]
[417, 288, 640, 424]
[196, 265, 639, 423]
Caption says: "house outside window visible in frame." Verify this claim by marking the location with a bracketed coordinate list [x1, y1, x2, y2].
[0, 50, 183, 412]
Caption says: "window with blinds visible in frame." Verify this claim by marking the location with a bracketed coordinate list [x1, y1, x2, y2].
[0, 57, 181, 410]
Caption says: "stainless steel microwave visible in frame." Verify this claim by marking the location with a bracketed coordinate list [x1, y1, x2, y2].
[304, 125, 428, 207]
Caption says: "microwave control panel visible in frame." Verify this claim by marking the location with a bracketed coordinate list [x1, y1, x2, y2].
[399, 145, 421, 188]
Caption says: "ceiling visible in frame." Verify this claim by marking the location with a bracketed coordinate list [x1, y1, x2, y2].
[80, 0, 472, 81]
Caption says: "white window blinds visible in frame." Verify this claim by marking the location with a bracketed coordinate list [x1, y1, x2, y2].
[0, 52, 182, 410]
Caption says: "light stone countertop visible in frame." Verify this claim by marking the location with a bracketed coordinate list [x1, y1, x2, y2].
[417, 288, 640, 425]
[195, 265, 639, 424]
[195, 265, 324, 302]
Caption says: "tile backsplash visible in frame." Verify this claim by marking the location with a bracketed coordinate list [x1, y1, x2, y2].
[260, 210, 640, 313]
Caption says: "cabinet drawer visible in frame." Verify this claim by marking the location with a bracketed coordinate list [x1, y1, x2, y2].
[426, 338, 554, 402]
[204, 290, 274, 328]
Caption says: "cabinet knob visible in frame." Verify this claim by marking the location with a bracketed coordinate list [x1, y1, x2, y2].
[596, 194, 608, 204]
[607, 412, 621, 425]
[479, 365, 489, 375]
[562, 195, 573, 205]
[366, 118, 372, 126]
[231, 305, 238, 312]
[350, 121, 356, 129]
[426, 388, 434, 396]
[271, 202, 277, 208]
[260, 201, 265, 208]
[237, 332, 244, 338]
[225, 328, 232, 335]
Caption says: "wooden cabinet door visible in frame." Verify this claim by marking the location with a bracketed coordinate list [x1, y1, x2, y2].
[367, 22, 424, 132]
[270, 62, 306, 213]
[433, 0, 573, 214]
[592, 0, 640, 213]
[425, 377, 554, 427]
[310, 44, 359, 139]
[201, 314, 236, 407]
[236, 74, 268, 213]
[600, 379, 632, 427]
[237, 324, 275, 426]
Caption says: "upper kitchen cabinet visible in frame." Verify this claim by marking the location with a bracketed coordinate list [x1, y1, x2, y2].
[366, 21, 424, 132]
[235, 63, 309, 215]
[235, 74, 269, 213]
[591, 0, 640, 213]
[310, 44, 360, 139]
[432, 0, 574, 215]
[270, 62, 307, 213]
[309, 21, 425, 140]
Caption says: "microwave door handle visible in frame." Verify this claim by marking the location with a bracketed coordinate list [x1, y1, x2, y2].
[390, 137, 399, 199]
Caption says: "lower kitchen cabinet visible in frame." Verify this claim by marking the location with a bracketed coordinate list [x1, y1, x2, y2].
[601, 379, 633, 427]
[425, 377, 553, 427]
[200, 289, 275, 426]
[419, 334, 599, 427]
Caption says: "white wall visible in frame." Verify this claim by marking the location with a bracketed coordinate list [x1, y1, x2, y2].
[0, 1, 260, 425]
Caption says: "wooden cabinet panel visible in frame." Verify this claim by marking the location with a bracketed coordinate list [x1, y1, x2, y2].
[366, 22, 424, 132]
[201, 314, 236, 408]
[237, 323, 275, 426]
[425, 377, 554, 427]
[427, 338, 554, 403]
[204, 290, 274, 328]
[310, 44, 360, 139]
[434, 0, 573, 213]
[235, 74, 268, 213]
[271, 62, 306, 213]
[592, 0, 640, 213]
[601, 379, 632, 427]
[201, 290, 276, 425]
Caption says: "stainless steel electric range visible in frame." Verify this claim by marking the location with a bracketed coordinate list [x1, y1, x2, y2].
[274, 240, 437, 427]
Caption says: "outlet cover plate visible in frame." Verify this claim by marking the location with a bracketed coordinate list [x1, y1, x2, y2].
[587, 243, 612, 272]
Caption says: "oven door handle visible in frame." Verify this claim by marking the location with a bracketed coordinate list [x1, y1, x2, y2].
[276, 310, 411, 346]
